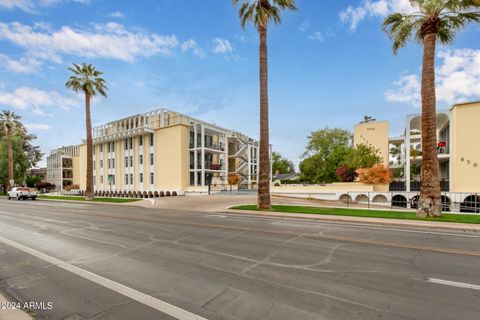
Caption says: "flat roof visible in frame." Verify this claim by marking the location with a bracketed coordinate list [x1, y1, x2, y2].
[450, 101, 480, 111]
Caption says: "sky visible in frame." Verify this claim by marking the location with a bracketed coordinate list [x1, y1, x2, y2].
[0, 0, 479, 168]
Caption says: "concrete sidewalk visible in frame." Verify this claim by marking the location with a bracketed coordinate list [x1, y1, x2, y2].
[131, 194, 480, 232]
[0, 294, 32, 320]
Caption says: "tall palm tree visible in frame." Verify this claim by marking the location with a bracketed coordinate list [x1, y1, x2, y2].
[232, 0, 297, 209]
[66, 63, 107, 200]
[0, 110, 22, 191]
[383, 0, 480, 217]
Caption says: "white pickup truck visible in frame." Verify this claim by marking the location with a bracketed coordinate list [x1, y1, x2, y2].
[7, 187, 37, 200]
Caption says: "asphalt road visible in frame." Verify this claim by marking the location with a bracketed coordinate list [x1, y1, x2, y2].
[0, 198, 479, 320]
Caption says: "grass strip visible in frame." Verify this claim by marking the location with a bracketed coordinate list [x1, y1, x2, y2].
[231, 205, 480, 224]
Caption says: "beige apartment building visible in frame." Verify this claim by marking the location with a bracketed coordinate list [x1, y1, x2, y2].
[49, 109, 259, 194]
[46, 145, 80, 189]
[353, 101, 480, 194]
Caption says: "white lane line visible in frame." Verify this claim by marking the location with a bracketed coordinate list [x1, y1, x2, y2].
[0, 235, 208, 320]
[428, 278, 480, 291]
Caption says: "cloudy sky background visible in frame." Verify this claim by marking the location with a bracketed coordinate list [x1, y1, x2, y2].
[0, 0, 479, 167]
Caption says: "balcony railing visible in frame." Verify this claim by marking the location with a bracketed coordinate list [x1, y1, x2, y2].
[389, 180, 449, 192]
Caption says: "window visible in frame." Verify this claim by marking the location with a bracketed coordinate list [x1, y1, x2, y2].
[140, 173, 143, 183]
[125, 174, 129, 185]
[93, 160, 96, 170]
[108, 159, 110, 169]
[150, 133, 154, 146]
[150, 153, 154, 166]
[125, 156, 128, 167]
[100, 160, 103, 168]
[100, 176, 103, 184]
[107, 142, 110, 153]
[139, 136, 143, 146]
[99, 144, 103, 153]
[93, 176, 96, 185]
[112, 159, 115, 169]
[111, 142, 115, 152]
[150, 172, 154, 185]
[125, 139, 128, 150]
[130, 156, 133, 167]
[139, 154, 143, 165]
[130, 174, 133, 185]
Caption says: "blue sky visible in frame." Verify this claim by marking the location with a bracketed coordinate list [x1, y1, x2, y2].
[0, 0, 479, 168]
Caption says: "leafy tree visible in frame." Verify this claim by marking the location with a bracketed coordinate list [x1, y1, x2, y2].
[232, 0, 297, 209]
[357, 164, 393, 185]
[300, 128, 381, 183]
[344, 144, 382, 170]
[383, 0, 480, 217]
[26, 175, 43, 188]
[272, 152, 295, 174]
[0, 127, 42, 189]
[66, 63, 107, 200]
[0, 110, 22, 190]
[300, 128, 352, 183]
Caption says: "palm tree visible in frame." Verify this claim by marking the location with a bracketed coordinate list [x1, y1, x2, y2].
[66, 63, 107, 200]
[0, 110, 22, 191]
[232, 0, 297, 209]
[383, 0, 480, 217]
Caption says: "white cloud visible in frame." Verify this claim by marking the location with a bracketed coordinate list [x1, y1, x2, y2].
[181, 39, 206, 59]
[308, 31, 324, 42]
[25, 123, 51, 130]
[109, 11, 125, 18]
[0, 22, 179, 63]
[340, 0, 416, 31]
[213, 38, 233, 54]
[0, 0, 89, 13]
[0, 54, 42, 73]
[299, 21, 310, 32]
[385, 49, 480, 106]
[0, 87, 78, 113]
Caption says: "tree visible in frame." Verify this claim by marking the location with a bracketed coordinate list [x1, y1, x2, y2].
[232, 0, 297, 209]
[0, 124, 42, 189]
[66, 63, 107, 200]
[356, 164, 393, 185]
[300, 128, 382, 183]
[26, 175, 43, 188]
[360, 115, 376, 124]
[0, 110, 22, 190]
[272, 152, 295, 174]
[383, 1, 480, 217]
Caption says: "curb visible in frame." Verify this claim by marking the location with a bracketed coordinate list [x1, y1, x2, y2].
[223, 208, 480, 232]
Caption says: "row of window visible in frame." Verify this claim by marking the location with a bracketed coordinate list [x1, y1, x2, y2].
[93, 173, 154, 185]
[94, 134, 155, 155]
[94, 154, 155, 170]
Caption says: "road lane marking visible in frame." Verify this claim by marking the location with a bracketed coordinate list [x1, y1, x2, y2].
[0, 235, 208, 320]
[428, 278, 480, 291]
[1, 207, 479, 256]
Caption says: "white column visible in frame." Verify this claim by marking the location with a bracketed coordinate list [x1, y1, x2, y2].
[406, 117, 411, 192]
[194, 125, 198, 186]
[224, 133, 228, 183]
[201, 125, 205, 186]
[247, 145, 252, 188]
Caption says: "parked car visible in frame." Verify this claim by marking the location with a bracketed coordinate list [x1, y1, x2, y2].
[7, 187, 37, 200]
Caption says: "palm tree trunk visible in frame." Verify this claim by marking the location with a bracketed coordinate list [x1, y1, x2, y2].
[418, 32, 441, 217]
[7, 127, 13, 191]
[85, 93, 94, 200]
[258, 25, 271, 209]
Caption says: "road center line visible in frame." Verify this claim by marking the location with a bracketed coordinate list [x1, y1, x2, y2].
[0, 235, 208, 320]
[428, 278, 480, 291]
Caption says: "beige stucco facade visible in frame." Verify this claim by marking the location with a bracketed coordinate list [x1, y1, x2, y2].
[353, 121, 389, 166]
[59, 108, 258, 194]
[450, 102, 480, 192]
